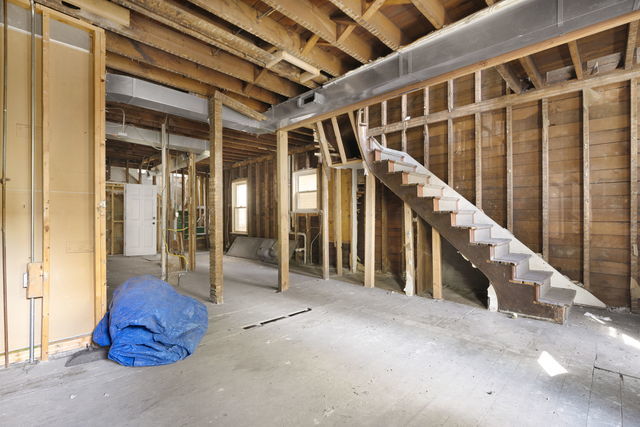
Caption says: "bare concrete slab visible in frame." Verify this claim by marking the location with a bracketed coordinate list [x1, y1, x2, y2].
[1, 254, 639, 426]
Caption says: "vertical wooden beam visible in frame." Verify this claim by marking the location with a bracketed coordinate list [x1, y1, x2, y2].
[447, 79, 454, 185]
[41, 11, 51, 361]
[542, 98, 550, 261]
[415, 218, 428, 296]
[277, 130, 290, 291]
[506, 105, 513, 232]
[188, 153, 197, 271]
[519, 56, 544, 89]
[209, 97, 224, 303]
[125, 160, 130, 183]
[630, 78, 639, 310]
[333, 168, 343, 276]
[331, 116, 347, 164]
[321, 162, 330, 279]
[350, 168, 358, 273]
[401, 93, 408, 152]
[431, 228, 442, 299]
[93, 27, 107, 326]
[364, 170, 376, 288]
[475, 71, 482, 208]
[626, 21, 639, 70]
[315, 121, 332, 167]
[582, 89, 591, 290]
[423, 87, 430, 167]
[381, 100, 388, 147]
[402, 203, 415, 296]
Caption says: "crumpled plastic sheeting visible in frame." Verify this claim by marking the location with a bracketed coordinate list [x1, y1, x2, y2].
[93, 275, 208, 367]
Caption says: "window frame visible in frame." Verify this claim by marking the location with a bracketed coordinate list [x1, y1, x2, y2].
[292, 168, 319, 213]
[231, 178, 248, 235]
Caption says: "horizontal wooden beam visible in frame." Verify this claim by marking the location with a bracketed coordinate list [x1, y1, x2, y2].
[410, 0, 448, 29]
[214, 92, 267, 122]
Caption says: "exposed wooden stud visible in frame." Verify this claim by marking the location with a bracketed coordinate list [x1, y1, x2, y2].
[364, 170, 376, 288]
[381, 100, 388, 147]
[474, 71, 482, 208]
[380, 187, 390, 273]
[541, 98, 550, 261]
[209, 97, 224, 303]
[630, 78, 639, 310]
[431, 228, 442, 299]
[331, 116, 348, 163]
[626, 21, 639, 69]
[415, 218, 430, 296]
[448, 79, 454, 185]
[93, 26, 107, 325]
[568, 40, 584, 80]
[322, 161, 330, 279]
[423, 87, 430, 167]
[402, 203, 415, 296]
[188, 153, 197, 271]
[350, 168, 358, 273]
[333, 168, 343, 276]
[277, 130, 290, 291]
[401, 93, 408, 151]
[41, 11, 51, 361]
[506, 105, 513, 232]
[519, 56, 544, 89]
[582, 89, 591, 290]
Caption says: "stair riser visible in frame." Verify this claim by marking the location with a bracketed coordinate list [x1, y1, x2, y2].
[374, 150, 404, 163]
[452, 211, 475, 226]
[491, 244, 511, 259]
[471, 227, 492, 242]
[417, 186, 443, 198]
[402, 173, 429, 185]
[513, 261, 530, 278]
[434, 198, 458, 212]
[388, 162, 416, 173]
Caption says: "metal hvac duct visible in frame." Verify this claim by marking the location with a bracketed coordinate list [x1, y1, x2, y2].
[107, 0, 640, 133]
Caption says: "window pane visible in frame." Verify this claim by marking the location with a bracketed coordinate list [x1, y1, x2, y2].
[297, 173, 317, 192]
[234, 207, 247, 232]
[235, 183, 247, 207]
[297, 191, 317, 210]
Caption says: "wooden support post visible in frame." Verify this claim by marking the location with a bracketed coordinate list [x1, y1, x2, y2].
[364, 170, 376, 288]
[209, 97, 224, 303]
[475, 71, 482, 208]
[93, 27, 106, 325]
[321, 162, 330, 279]
[630, 78, 639, 310]
[423, 87, 430, 167]
[188, 153, 197, 271]
[626, 21, 639, 70]
[402, 203, 415, 296]
[401, 94, 408, 152]
[161, 125, 168, 281]
[582, 89, 591, 289]
[542, 98, 550, 261]
[350, 168, 358, 273]
[381, 100, 388, 147]
[277, 130, 289, 291]
[448, 79, 454, 185]
[333, 168, 343, 276]
[41, 11, 51, 361]
[415, 218, 430, 296]
[380, 187, 389, 273]
[506, 104, 513, 232]
[431, 228, 442, 299]
[125, 160, 130, 183]
[316, 121, 333, 167]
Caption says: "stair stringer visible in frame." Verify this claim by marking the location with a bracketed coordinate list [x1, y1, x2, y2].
[356, 123, 605, 318]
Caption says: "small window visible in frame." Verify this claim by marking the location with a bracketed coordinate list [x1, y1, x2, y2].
[232, 178, 248, 234]
[293, 169, 318, 212]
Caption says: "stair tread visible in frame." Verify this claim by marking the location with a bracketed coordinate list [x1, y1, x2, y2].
[492, 252, 530, 264]
[514, 269, 553, 284]
[454, 210, 476, 215]
[473, 237, 511, 246]
[454, 223, 493, 230]
[375, 159, 416, 168]
[539, 287, 576, 306]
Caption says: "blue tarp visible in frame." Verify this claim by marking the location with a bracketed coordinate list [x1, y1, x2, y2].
[93, 275, 208, 367]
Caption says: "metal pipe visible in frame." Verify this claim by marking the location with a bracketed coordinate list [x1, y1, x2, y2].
[160, 123, 168, 281]
[28, 0, 35, 364]
[2, 0, 11, 369]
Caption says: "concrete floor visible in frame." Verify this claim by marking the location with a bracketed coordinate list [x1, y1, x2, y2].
[2, 253, 640, 426]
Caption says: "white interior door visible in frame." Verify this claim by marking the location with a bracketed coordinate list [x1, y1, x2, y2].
[124, 184, 158, 256]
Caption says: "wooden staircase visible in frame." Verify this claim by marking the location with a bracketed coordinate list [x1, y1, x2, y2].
[356, 124, 604, 323]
